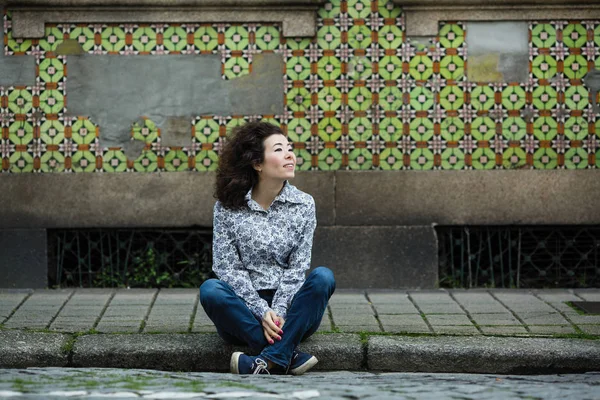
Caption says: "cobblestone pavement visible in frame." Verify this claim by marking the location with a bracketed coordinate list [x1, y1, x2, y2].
[0, 368, 599, 399]
[1, 288, 599, 337]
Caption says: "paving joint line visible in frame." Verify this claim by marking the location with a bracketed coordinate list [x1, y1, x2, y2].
[488, 290, 531, 334]
[46, 289, 76, 330]
[139, 289, 160, 333]
[92, 289, 116, 331]
[188, 291, 200, 333]
[1, 290, 34, 325]
[364, 291, 384, 333]
[406, 292, 435, 334]
[447, 290, 484, 334]
[531, 292, 584, 334]
[326, 304, 336, 332]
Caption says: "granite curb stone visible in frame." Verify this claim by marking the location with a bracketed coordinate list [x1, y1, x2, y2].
[0, 330, 70, 368]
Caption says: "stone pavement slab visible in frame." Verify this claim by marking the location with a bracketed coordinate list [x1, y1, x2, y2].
[3, 289, 73, 330]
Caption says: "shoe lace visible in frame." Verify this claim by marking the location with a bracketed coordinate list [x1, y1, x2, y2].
[252, 358, 270, 375]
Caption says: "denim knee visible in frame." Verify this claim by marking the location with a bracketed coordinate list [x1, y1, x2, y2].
[199, 278, 225, 307]
[310, 266, 336, 292]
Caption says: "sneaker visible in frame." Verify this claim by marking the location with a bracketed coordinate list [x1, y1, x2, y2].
[288, 349, 318, 375]
[230, 352, 270, 375]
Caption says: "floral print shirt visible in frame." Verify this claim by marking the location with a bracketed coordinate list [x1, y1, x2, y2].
[212, 181, 316, 320]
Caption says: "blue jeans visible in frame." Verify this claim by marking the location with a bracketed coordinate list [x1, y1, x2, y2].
[199, 266, 336, 368]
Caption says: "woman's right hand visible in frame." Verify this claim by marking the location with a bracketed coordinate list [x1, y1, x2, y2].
[262, 310, 283, 344]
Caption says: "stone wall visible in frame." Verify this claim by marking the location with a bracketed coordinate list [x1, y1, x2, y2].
[1, 0, 600, 288]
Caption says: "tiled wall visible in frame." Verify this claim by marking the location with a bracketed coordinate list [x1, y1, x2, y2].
[1, 0, 600, 173]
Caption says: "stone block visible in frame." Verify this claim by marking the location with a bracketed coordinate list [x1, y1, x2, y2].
[0, 331, 69, 368]
[470, 313, 522, 326]
[334, 170, 600, 226]
[0, 229, 47, 289]
[479, 326, 528, 335]
[312, 226, 437, 289]
[368, 335, 600, 373]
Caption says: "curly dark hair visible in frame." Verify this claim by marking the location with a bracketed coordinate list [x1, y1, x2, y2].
[215, 121, 285, 209]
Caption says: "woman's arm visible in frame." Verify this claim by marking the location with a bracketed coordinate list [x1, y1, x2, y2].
[212, 202, 272, 320]
[271, 198, 317, 320]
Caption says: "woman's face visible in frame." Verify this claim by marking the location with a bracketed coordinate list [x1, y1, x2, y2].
[255, 133, 296, 181]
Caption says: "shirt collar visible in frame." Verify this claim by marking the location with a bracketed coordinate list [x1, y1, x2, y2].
[245, 180, 305, 211]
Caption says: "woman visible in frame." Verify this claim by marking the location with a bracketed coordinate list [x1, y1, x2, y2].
[200, 121, 336, 375]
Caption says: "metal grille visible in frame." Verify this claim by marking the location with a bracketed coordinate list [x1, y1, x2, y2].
[48, 229, 214, 288]
[437, 226, 600, 288]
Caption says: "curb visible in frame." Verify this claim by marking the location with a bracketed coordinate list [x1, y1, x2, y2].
[1, 330, 599, 374]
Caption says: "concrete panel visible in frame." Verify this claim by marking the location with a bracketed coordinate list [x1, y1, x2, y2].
[0, 171, 333, 228]
[66, 53, 284, 147]
[0, 28, 36, 86]
[467, 22, 529, 83]
[0, 229, 47, 288]
[311, 225, 438, 289]
[334, 170, 600, 226]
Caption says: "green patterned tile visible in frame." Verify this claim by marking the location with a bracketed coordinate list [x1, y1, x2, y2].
[164, 149, 189, 171]
[194, 118, 220, 143]
[224, 26, 249, 52]
[379, 148, 403, 170]
[471, 148, 496, 170]
[563, 23, 588, 48]
[317, 148, 342, 170]
[410, 86, 434, 111]
[224, 56, 250, 79]
[378, 25, 403, 49]
[409, 148, 434, 170]
[563, 55, 588, 80]
[39, 26, 65, 52]
[471, 117, 496, 141]
[71, 150, 96, 172]
[348, 148, 373, 170]
[294, 148, 312, 171]
[318, 0, 341, 19]
[409, 55, 433, 81]
[102, 149, 127, 172]
[502, 147, 527, 169]
[5, 29, 33, 53]
[38, 58, 65, 83]
[531, 23, 557, 48]
[132, 119, 159, 143]
[71, 119, 97, 145]
[377, 0, 401, 19]
[533, 117, 558, 141]
[7, 88, 33, 115]
[255, 26, 280, 51]
[441, 147, 465, 170]
[440, 85, 465, 111]
[8, 121, 34, 145]
[501, 86, 526, 111]
[69, 26, 95, 52]
[440, 117, 465, 141]
[317, 56, 342, 80]
[564, 116, 588, 140]
[440, 55, 464, 80]
[439, 24, 465, 49]
[193, 26, 218, 52]
[532, 85, 558, 110]
[564, 147, 589, 169]
[318, 86, 342, 112]
[532, 55, 557, 80]
[131, 26, 158, 53]
[379, 117, 402, 141]
[163, 26, 187, 52]
[194, 150, 219, 171]
[347, 0, 372, 20]
[133, 150, 159, 172]
[9, 151, 34, 173]
[533, 147, 558, 169]
[348, 57, 373, 80]
[318, 117, 342, 142]
[317, 25, 342, 50]
[564, 85, 589, 110]
[379, 56, 402, 80]
[287, 87, 311, 112]
[410, 118, 434, 141]
[40, 120, 65, 145]
[287, 118, 312, 142]
[348, 117, 372, 141]
[379, 86, 402, 111]
[101, 27, 126, 53]
[38, 90, 64, 114]
[348, 25, 372, 50]
[348, 86, 372, 111]
[39, 151, 65, 173]
[471, 85, 495, 111]
[287, 56, 312, 81]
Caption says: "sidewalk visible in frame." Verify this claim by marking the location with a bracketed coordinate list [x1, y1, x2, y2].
[1, 288, 599, 373]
